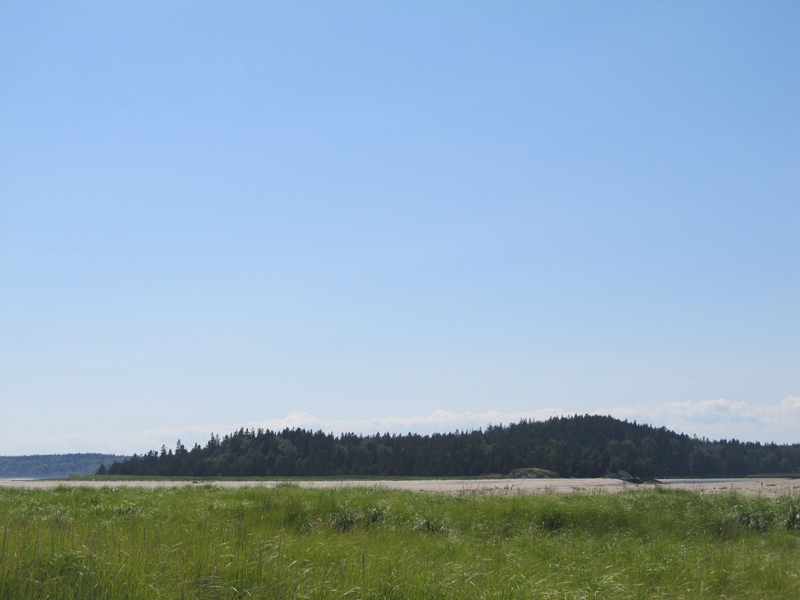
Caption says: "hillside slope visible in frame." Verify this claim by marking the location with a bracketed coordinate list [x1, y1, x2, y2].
[105, 415, 800, 478]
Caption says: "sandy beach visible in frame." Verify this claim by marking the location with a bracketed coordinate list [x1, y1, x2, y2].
[1, 477, 798, 496]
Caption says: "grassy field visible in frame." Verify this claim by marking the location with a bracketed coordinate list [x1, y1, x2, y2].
[1, 485, 799, 599]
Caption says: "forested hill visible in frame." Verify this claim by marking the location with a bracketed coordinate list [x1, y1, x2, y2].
[0, 454, 126, 479]
[104, 416, 800, 479]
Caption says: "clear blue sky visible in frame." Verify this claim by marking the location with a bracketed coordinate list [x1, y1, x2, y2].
[1, 1, 798, 453]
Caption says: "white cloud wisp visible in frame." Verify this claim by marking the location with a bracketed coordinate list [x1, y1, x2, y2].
[8, 397, 799, 455]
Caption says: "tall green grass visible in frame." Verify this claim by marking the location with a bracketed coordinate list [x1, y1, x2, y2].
[1, 485, 798, 598]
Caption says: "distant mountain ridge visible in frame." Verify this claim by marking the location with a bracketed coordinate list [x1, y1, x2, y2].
[0, 454, 127, 479]
[105, 415, 800, 478]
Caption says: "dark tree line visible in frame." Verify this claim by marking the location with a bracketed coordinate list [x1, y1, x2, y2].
[104, 415, 800, 478]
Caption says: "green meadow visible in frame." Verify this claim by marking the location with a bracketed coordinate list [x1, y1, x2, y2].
[1, 485, 799, 599]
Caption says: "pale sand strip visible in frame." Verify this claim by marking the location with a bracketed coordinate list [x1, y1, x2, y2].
[1, 477, 798, 496]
